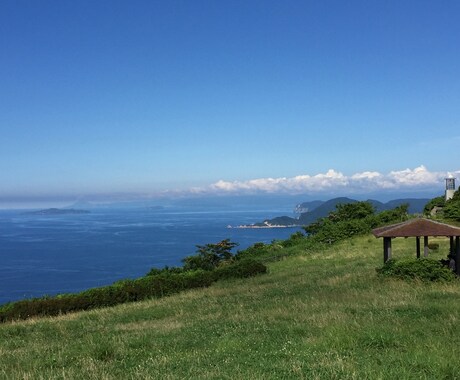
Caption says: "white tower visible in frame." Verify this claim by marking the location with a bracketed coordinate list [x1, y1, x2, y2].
[445, 176, 456, 201]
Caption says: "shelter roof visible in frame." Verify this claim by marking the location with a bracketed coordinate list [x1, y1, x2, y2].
[372, 218, 460, 238]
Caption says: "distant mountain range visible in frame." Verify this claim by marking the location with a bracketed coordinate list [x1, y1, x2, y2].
[244, 197, 430, 228]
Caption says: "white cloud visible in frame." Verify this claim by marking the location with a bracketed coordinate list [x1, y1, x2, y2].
[351, 171, 381, 180]
[387, 165, 439, 186]
[204, 165, 460, 195]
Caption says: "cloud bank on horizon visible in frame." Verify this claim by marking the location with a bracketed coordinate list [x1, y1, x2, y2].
[1, 166, 457, 207]
[197, 166, 460, 195]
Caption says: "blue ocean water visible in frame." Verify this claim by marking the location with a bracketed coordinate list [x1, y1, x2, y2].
[0, 207, 299, 305]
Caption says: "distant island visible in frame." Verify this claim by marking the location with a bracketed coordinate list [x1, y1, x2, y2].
[231, 197, 430, 228]
[25, 208, 90, 215]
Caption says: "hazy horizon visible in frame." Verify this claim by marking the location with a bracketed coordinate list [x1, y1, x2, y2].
[0, 186, 441, 210]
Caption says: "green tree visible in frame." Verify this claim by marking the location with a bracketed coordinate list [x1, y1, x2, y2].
[328, 201, 375, 222]
[182, 239, 239, 271]
[376, 203, 408, 224]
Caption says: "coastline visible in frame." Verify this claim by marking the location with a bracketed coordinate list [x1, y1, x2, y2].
[227, 224, 299, 229]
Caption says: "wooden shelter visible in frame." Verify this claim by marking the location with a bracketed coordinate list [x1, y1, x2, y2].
[372, 218, 460, 274]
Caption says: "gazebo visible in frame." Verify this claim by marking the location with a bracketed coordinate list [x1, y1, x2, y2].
[372, 218, 460, 274]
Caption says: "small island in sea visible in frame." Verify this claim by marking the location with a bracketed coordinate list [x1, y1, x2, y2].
[25, 208, 91, 215]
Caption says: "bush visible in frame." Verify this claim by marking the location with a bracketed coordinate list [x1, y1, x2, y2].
[375, 204, 408, 225]
[377, 259, 456, 282]
[236, 240, 302, 261]
[281, 231, 305, 247]
[427, 243, 439, 251]
[146, 266, 184, 276]
[214, 258, 267, 280]
[236, 242, 269, 259]
[304, 217, 373, 245]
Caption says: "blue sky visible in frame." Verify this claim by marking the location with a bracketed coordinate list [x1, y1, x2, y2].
[1, 0, 459, 206]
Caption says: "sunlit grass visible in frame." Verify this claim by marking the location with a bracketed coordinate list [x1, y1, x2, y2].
[1, 234, 460, 379]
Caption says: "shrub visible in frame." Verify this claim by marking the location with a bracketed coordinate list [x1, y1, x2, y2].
[427, 243, 439, 251]
[375, 204, 408, 225]
[214, 258, 267, 280]
[236, 242, 279, 261]
[146, 266, 184, 276]
[304, 218, 373, 245]
[281, 231, 305, 247]
[377, 259, 456, 282]
[236, 242, 269, 259]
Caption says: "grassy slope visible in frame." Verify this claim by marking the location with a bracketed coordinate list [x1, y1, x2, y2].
[2, 235, 460, 379]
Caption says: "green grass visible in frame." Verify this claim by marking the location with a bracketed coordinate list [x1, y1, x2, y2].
[1, 235, 460, 379]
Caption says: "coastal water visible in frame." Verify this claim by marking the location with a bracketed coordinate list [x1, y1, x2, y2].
[0, 206, 299, 305]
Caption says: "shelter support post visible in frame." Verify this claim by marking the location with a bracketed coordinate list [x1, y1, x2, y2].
[424, 236, 429, 257]
[456, 237, 460, 276]
[450, 237, 455, 257]
[416, 237, 421, 258]
[383, 237, 392, 263]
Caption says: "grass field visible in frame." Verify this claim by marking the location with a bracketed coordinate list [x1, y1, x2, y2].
[1, 234, 460, 379]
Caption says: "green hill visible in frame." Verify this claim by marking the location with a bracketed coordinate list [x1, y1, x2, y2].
[1, 233, 460, 378]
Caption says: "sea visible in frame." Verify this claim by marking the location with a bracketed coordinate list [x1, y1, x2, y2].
[0, 206, 299, 305]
